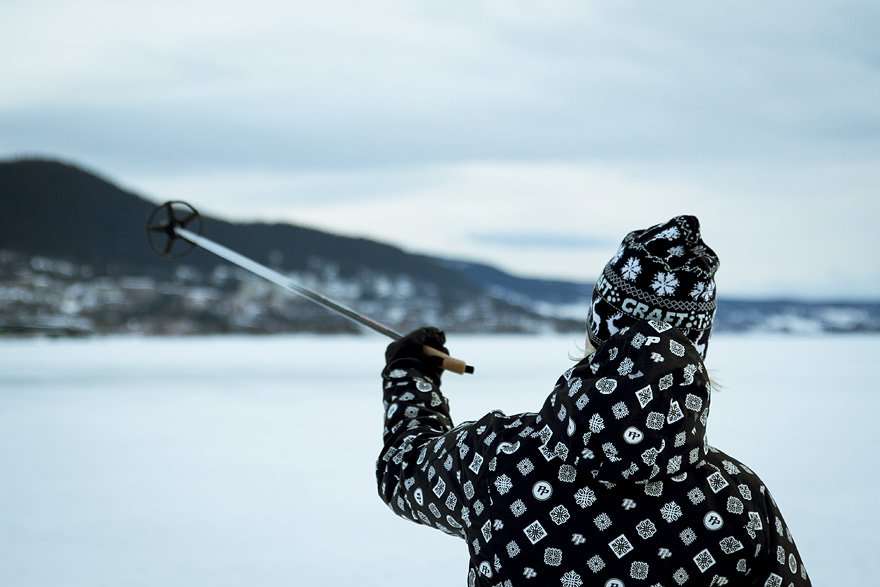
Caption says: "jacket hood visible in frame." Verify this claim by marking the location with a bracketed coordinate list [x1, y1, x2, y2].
[540, 320, 710, 485]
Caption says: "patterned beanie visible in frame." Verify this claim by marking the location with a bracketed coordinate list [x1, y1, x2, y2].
[587, 215, 719, 358]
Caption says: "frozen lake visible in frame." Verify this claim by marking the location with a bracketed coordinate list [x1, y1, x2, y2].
[1, 333, 877, 585]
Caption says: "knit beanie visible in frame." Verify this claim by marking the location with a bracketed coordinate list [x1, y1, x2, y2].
[587, 215, 719, 358]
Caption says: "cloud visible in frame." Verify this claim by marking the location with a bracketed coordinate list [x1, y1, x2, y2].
[2, 1, 878, 173]
[469, 232, 615, 249]
[0, 0, 878, 297]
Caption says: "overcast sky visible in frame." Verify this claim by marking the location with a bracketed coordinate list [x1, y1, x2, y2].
[1, 1, 878, 298]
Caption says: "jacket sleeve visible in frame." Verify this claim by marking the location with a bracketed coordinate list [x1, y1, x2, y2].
[376, 360, 502, 540]
[750, 486, 811, 586]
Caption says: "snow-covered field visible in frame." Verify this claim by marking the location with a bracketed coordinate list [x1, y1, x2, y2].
[1, 334, 877, 585]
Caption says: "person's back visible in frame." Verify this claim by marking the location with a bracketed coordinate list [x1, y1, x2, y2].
[378, 321, 808, 586]
[376, 216, 810, 586]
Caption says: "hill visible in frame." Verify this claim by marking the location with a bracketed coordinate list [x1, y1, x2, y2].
[1, 158, 878, 336]
[0, 158, 583, 334]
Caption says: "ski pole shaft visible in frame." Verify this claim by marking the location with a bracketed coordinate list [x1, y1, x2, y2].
[174, 227, 474, 375]
[176, 227, 399, 337]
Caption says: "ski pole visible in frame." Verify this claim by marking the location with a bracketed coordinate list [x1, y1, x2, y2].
[146, 201, 475, 374]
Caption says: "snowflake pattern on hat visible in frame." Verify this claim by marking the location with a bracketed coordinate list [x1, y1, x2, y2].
[377, 321, 810, 586]
[587, 216, 720, 359]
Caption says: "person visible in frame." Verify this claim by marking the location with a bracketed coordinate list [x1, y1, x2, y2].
[377, 216, 810, 586]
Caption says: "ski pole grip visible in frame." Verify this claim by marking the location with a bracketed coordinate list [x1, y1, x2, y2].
[422, 345, 475, 375]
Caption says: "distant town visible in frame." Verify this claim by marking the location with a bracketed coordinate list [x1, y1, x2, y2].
[2, 250, 878, 337]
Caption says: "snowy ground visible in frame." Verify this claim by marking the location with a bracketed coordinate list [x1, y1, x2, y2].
[1, 334, 877, 585]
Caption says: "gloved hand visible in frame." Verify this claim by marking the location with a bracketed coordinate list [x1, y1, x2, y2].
[385, 326, 449, 381]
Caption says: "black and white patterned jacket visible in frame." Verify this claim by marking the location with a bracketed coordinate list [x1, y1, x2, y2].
[377, 320, 810, 586]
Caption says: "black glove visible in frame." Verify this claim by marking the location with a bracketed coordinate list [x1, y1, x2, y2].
[385, 326, 449, 381]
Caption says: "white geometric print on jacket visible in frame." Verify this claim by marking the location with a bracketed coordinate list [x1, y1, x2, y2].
[378, 320, 810, 586]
